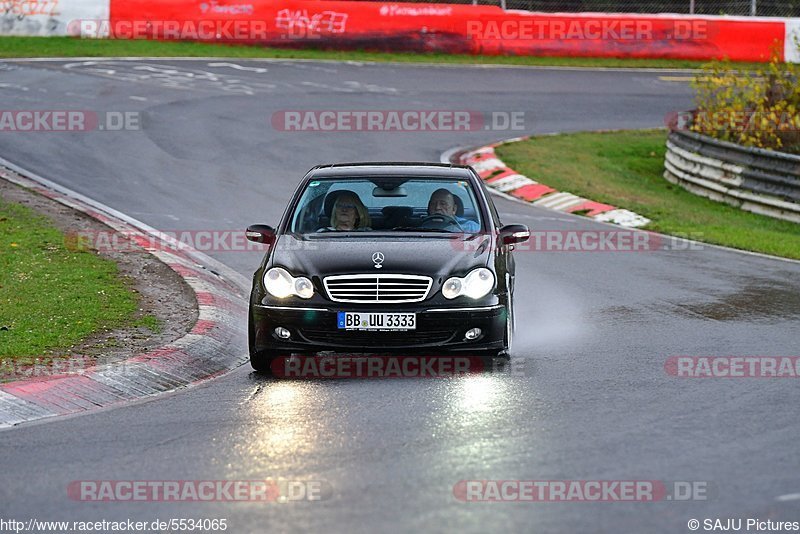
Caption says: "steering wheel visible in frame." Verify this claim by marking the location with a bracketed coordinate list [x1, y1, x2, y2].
[419, 214, 464, 231]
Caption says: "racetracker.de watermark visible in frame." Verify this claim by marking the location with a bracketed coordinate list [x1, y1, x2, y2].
[453, 480, 712, 502]
[271, 110, 527, 132]
[465, 19, 709, 41]
[666, 110, 800, 133]
[0, 111, 140, 132]
[454, 230, 704, 253]
[64, 229, 301, 253]
[665, 356, 800, 378]
[67, 480, 331, 503]
[0, 357, 94, 381]
[270, 354, 523, 379]
[69, 19, 270, 40]
[1, 358, 223, 381]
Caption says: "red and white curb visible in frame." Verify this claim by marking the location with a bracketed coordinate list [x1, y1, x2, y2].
[454, 137, 651, 228]
[0, 161, 249, 428]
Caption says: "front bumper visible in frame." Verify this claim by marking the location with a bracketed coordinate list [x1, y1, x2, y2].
[250, 303, 507, 354]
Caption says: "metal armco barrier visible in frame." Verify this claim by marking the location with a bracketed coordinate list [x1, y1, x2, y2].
[664, 129, 800, 223]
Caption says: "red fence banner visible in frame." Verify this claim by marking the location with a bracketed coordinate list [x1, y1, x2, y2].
[102, 0, 795, 62]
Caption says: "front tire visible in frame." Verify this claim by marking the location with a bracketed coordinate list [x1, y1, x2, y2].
[250, 350, 280, 373]
[503, 274, 515, 356]
[470, 296, 512, 362]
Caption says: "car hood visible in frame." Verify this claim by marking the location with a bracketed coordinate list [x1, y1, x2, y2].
[270, 234, 492, 279]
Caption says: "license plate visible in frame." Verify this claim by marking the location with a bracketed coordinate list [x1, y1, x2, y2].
[337, 312, 416, 331]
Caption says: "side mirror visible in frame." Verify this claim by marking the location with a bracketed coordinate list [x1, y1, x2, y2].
[245, 224, 276, 245]
[498, 224, 530, 246]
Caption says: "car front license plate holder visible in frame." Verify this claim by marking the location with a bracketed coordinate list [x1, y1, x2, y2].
[337, 312, 416, 331]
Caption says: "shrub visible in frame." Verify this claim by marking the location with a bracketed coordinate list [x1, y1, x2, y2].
[690, 49, 800, 154]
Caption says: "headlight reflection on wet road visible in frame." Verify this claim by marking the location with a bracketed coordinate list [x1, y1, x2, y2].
[235, 381, 324, 469]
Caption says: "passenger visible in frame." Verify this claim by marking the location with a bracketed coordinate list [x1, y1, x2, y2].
[325, 192, 372, 231]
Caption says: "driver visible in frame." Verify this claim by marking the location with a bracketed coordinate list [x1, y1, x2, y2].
[426, 189, 480, 232]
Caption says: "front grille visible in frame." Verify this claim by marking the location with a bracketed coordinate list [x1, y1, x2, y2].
[323, 274, 432, 303]
[299, 328, 454, 347]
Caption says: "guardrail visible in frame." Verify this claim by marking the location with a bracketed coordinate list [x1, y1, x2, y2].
[664, 129, 800, 223]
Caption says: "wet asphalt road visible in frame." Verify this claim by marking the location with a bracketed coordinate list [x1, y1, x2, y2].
[0, 59, 799, 533]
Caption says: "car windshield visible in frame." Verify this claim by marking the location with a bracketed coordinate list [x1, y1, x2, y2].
[289, 177, 484, 234]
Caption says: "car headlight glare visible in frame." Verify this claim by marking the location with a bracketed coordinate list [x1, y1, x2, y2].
[443, 268, 494, 299]
[463, 268, 494, 298]
[264, 267, 313, 299]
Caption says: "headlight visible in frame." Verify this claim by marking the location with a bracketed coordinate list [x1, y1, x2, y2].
[442, 278, 463, 299]
[293, 277, 314, 299]
[264, 267, 314, 299]
[442, 268, 494, 299]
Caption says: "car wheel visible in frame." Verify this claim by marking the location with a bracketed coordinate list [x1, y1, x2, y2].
[471, 295, 513, 364]
[468, 350, 510, 374]
[506, 273, 516, 352]
[250, 350, 280, 374]
[495, 282, 514, 358]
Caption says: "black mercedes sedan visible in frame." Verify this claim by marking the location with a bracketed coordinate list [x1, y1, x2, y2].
[245, 163, 530, 372]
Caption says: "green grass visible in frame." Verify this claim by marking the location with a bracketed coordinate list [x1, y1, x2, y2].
[0, 197, 138, 363]
[135, 314, 162, 334]
[0, 36, 763, 70]
[495, 129, 800, 259]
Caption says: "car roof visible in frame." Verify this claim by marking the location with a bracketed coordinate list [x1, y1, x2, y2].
[306, 162, 476, 180]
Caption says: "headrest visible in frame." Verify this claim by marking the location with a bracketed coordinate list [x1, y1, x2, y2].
[452, 194, 464, 216]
